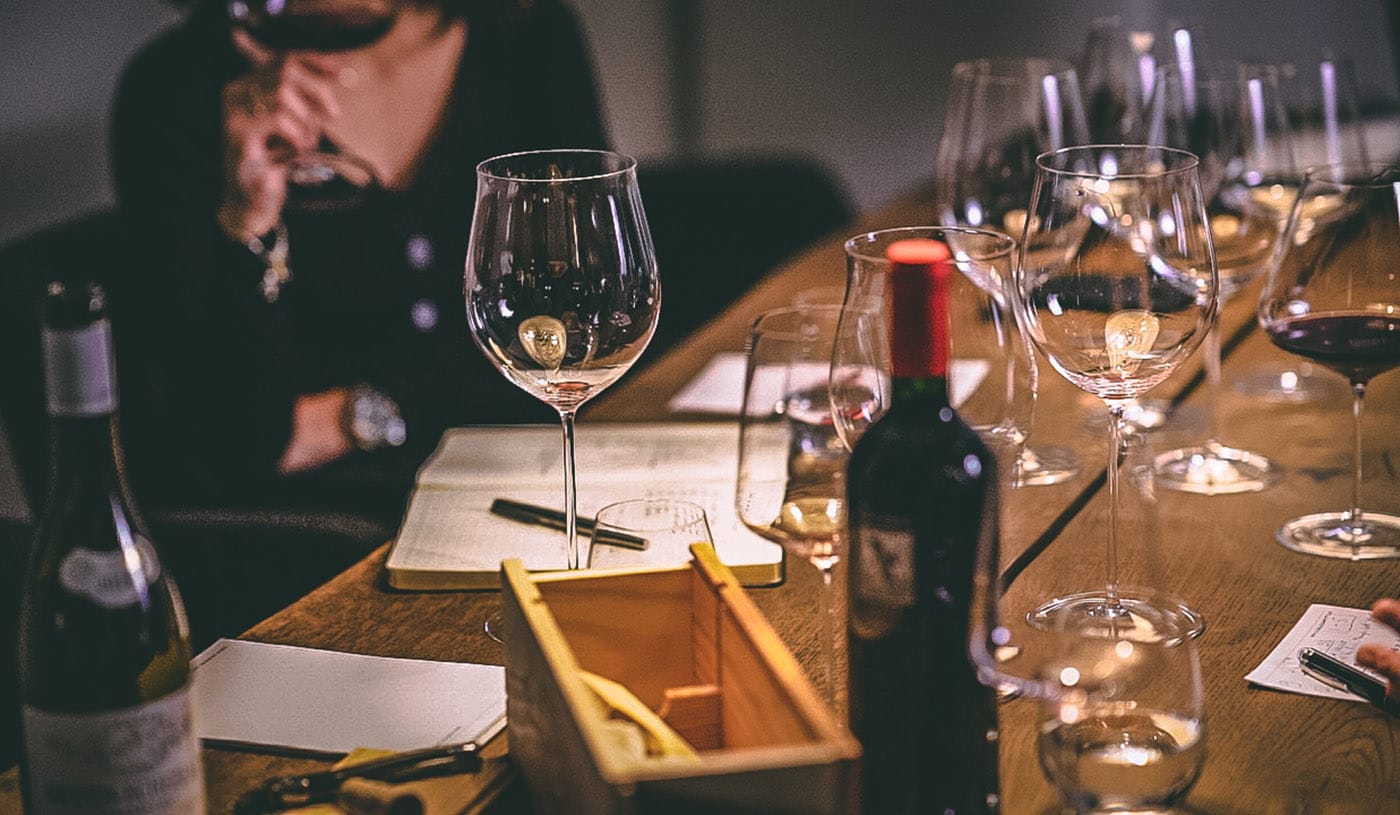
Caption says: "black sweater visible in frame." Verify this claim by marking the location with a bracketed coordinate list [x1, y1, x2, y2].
[107, 1, 608, 523]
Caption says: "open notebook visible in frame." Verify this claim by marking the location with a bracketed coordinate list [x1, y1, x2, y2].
[385, 422, 784, 590]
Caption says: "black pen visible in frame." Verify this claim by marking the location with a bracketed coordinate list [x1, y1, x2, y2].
[232, 741, 481, 814]
[1298, 647, 1400, 716]
[489, 498, 649, 551]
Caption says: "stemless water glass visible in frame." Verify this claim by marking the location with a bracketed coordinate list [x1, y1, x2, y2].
[588, 499, 713, 569]
[934, 57, 1085, 485]
[1259, 163, 1400, 559]
[1015, 145, 1217, 632]
[736, 304, 847, 707]
[466, 150, 661, 573]
[1035, 599, 1206, 813]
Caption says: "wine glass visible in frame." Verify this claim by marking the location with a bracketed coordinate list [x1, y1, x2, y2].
[1034, 599, 1206, 813]
[1077, 16, 1159, 143]
[832, 227, 1014, 452]
[1259, 162, 1400, 559]
[466, 150, 660, 639]
[1015, 144, 1216, 631]
[226, 0, 394, 211]
[935, 58, 1087, 488]
[1235, 54, 1371, 403]
[736, 304, 847, 708]
[588, 499, 713, 569]
[1146, 60, 1283, 494]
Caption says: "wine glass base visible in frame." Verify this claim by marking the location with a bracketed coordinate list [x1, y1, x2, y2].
[1016, 445, 1082, 487]
[1232, 364, 1348, 404]
[484, 612, 505, 644]
[1152, 443, 1281, 495]
[1277, 512, 1400, 560]
[1028, 590, 1206, 640]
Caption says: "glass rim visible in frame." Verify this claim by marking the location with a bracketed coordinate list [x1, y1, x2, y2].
[1299, 161, 1400, 188]
[475, 149, 637, 183]
[843, 225, 1016, 265]
[749, 303, 844, 340]
[1034, 144, 1201, 179]
[951, 56, 1077, 81]
[594, 498, 709, 532]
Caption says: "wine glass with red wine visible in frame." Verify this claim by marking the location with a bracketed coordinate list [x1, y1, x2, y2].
[226, 0, 394, 211]
[1259, 162, 1400, 559]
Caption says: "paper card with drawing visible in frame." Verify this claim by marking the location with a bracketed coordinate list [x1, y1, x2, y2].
[1245, 603, 1400, 702]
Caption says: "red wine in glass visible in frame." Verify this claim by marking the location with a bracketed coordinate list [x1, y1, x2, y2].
[229, 2, 395, 53]
[1266, 311, 1400, 385]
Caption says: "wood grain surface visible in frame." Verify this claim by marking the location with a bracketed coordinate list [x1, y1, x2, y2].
[4, 182, 1398, 813]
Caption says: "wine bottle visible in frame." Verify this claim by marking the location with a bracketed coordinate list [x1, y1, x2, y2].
[18, 281, 205, 814]
[846, 239, 1001, 813]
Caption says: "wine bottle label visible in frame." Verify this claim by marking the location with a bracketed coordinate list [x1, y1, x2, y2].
[57, 536, 162, 610]
[42, 320, 118, 417]
[22, 687, 205, 815]
[849, 516, 916, 638]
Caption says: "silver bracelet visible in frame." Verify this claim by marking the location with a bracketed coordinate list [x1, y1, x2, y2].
[245, 221, 291, 303]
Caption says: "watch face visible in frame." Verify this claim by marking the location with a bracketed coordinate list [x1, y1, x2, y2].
[350, 387, 406, 450]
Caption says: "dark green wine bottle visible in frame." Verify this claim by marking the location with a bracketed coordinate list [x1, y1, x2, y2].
[846, 239, 1001, 813]
[18, 281, 205, 814]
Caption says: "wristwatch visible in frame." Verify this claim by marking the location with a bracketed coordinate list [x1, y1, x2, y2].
[345, 385, 407, 451]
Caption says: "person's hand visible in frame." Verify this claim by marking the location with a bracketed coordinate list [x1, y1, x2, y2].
[218, 29, 343, 242]
[1356, 598, 1400, 703]
[277, 388, 355, 475]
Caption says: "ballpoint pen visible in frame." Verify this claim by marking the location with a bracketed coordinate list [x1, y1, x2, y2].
[489, 498, 650, 551]
[1298, 647, 1400, 717]
[233, 741, 482, 814]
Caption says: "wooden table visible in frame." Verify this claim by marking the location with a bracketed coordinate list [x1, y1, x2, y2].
[5, 184, 1399, 812]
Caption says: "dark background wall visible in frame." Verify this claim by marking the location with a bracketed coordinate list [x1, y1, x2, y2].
[3, 0, 1398, 246]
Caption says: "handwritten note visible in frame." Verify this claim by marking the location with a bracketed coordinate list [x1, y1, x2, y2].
[1245, 604, 1400, 703]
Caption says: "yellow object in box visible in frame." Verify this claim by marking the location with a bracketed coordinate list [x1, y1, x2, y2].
[500, 543, 860, 814]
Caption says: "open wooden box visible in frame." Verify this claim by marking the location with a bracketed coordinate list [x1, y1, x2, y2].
[500, 544, 860, 814]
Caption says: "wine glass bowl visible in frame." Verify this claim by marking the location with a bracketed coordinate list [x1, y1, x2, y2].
[466, 149, 660, 574]
[1016, 144, 1217, 631]
[1258, 162, 1400, 559]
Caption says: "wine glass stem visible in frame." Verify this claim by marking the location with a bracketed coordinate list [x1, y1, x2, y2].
[1105, 401, 1127, 610]
[1348, 381, 1367, 535]
[815, 560, 836, 711]
[559, 408, 581, 570]
[1202, 312, 1223, 445]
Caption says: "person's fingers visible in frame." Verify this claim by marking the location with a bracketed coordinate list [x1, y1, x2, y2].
[1372, 598, 1400, 633]
[278, 60, 341, 121]
[231, 27, 276, 68]
[1356, 643, 1400, 702]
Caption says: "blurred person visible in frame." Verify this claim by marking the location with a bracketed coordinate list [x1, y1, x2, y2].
[107, 0, 607, 525]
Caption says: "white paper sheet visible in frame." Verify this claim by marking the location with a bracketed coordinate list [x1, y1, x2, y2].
[386, 423, 784, 587]
[1245, 603, 1400, 703]
[667, 351, 992, 415]
[191, 639, 506, 756]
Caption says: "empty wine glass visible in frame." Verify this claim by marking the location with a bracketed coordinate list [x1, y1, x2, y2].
[466, 150, 660, 637]
[1259, 162, 1400, 559]
[1235, 54, 1371, 404]
[736, 304, 846, 708]
[1015, 144, 1217, 632]
[1078, 16, 1159, 143]
[226, 0, 395, 211]
[934, 57, 1086, 486]
[1147, 60, 1283, 494]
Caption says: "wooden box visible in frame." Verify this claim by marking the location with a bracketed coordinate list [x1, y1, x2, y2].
[500, 544, 860, 814]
